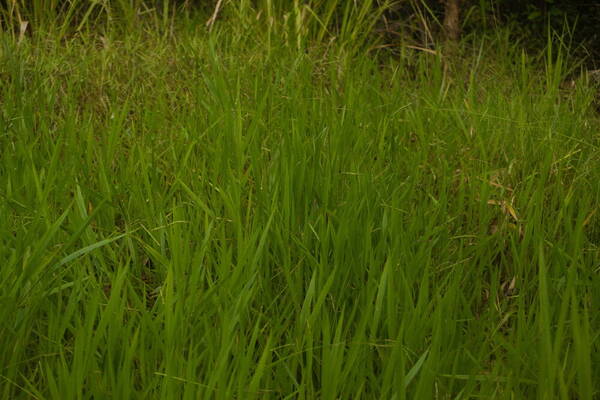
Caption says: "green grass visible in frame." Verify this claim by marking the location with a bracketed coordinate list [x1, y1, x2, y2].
[0, 5, 599, 399]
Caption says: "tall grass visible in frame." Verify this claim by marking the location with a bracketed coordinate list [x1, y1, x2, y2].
[0, 2, 599, 399]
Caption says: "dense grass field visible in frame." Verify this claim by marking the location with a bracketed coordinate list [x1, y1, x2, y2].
[0, 3, 599, 399]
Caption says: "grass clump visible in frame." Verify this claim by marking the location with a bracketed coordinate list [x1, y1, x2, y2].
[0, 5, 599, 399]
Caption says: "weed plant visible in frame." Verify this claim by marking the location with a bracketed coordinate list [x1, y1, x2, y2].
[0, 2, 598, 399]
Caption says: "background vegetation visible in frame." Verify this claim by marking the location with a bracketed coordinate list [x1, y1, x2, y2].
[0, 0, 598, 398]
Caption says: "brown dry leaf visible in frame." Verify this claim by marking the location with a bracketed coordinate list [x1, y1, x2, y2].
[100, 35, 110, 50]
[508, 276, 516, 293]
[504, 203, 518, 222]
[487, 170, 514, 193]
[501, 276, 517, 297]
[18, 21, 28, 45]
[583, 208, 597, 227]
[488, 179, 513, 192]
[487, 199, 519, 222]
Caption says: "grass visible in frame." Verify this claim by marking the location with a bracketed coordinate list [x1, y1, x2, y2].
[0, 4, 599, 399]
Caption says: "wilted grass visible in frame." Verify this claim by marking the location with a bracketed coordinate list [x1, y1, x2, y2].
[0, 4, 599, 399]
